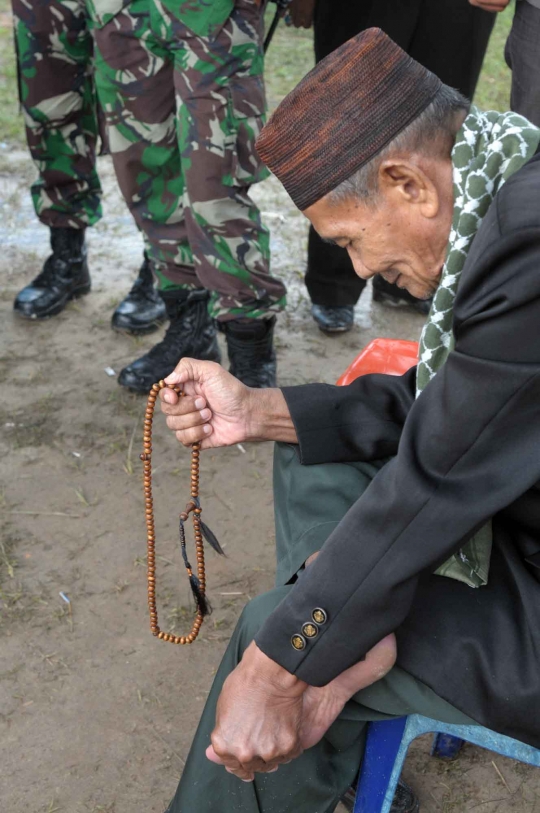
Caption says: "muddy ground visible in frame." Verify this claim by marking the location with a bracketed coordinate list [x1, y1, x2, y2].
[1, 142, 540, 813]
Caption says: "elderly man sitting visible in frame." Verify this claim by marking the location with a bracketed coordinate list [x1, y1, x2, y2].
[158, 29, 540, 813]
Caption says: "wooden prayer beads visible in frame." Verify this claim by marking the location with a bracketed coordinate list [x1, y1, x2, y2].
[141, 380, 207, 645]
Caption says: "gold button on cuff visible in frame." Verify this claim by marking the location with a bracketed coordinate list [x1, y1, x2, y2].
[312, 608, 327, 625]
[302, 622, 319, 639]
[291, 634, 307, 651]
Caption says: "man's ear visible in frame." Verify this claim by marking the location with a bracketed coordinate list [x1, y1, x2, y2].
[378, 160, 439, 218]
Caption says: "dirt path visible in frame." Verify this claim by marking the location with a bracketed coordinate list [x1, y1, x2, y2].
[1, 150, 539, 813]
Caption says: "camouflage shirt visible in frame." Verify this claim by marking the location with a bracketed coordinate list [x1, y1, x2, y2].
[88, 0, 234, 36]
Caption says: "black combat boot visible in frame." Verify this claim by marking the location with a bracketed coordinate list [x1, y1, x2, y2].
[372, 276, 432, 316]
[111, 253, 167, 335]
[340, 778, 419, 813]
[311, 304, 355, 334]
[118, 289, 221, 394]
[14, 227, 90, 319]
[223, 317, 277, 388]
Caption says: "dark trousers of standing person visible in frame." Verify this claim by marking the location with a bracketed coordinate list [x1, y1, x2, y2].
[306, 0, 496, 309]
[505, 0, 540, 128]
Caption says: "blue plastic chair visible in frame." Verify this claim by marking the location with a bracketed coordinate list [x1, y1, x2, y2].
[353, 714, 540, 813]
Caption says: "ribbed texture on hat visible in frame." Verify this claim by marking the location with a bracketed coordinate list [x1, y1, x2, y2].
[256, 28, 442, 211]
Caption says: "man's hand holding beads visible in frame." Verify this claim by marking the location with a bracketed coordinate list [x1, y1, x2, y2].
[159, 359, 298, 448]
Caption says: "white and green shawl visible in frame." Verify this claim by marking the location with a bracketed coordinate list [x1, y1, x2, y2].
[416, 106, 539, 587]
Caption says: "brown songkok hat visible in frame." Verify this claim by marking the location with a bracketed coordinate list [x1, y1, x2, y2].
[256, 28, 442, 211]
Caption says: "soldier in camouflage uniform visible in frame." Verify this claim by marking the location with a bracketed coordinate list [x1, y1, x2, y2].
[11, 0, 166, 333]
[89, 0, 286, 390]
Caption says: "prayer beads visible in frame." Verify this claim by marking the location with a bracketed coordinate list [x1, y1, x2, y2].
[141, 380, 207, 645]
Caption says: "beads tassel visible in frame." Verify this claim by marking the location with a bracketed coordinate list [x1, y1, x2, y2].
[180, 518, 211, 617]
[200, 520, 225, 556]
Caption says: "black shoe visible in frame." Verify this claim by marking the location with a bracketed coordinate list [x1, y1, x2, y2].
[14, 227, 90, 319]
[111, 254, 167, 335]
[223, 317, 277, 388]
[372, 276, 432, 316]
[340, 778, 419, 813]
[118, 289, 221, 394]
[312, 304, 354, 334]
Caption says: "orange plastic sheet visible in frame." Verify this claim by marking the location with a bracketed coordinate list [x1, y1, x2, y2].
[336, 338, 419, 386]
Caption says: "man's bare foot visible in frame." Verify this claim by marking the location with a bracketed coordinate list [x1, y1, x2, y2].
[300, 634, 397, 750]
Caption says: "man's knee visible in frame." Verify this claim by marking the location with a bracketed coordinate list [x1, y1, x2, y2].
[236, 586, 291, 645]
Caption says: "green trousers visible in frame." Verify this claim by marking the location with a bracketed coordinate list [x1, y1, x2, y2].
[91, 0, 287, 321]
[165, 444, 476, 813]
[12, 0, 102, 228]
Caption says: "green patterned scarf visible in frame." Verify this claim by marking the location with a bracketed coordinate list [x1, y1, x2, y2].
[416, 106, 540, 587]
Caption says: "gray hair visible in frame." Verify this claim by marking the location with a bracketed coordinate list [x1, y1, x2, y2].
[327, 83, 470, 206]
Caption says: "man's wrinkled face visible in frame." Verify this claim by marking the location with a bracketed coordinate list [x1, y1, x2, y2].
[304, 157, 454, 301]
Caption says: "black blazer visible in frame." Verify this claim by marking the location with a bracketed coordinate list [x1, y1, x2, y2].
[256, 151, 540, 748]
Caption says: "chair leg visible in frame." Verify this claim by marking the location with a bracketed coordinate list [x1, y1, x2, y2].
[354, 717, 408, 813]
[431, 733, 464, 759]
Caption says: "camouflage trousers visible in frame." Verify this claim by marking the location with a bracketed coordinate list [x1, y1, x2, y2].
[92, 0, 286, 321]
[12, 0, 103, 229]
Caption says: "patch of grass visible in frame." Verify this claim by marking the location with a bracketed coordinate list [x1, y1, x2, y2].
[0, 394, 61, 448]
[0, 350, 20, 384]
[73, 488, 95, 507]
[475, 4, 514, 111]
[166, 604, 191, 631]
[0, 527, 51, 631]
[0, 528, 17, 581]
[263, 9, 314, 112]
[43, 799, 62, 813]
[0, 662, 23, 680]
[0, 581, 44, 628]
[106, 388, 144, 419]
[123, 416, 140, 475]
[0, 0, 24, 145]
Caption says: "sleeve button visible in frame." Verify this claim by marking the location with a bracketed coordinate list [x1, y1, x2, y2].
[302, 622, 318, 638]
[291, 634, 306, 651]
[312, 608, 327, 625]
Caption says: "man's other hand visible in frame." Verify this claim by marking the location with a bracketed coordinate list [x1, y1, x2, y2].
[288, 0, 316, 28]
[159, 359, 254, 449]
[206, 642, 307, 781]
[469, 0, 510, 11]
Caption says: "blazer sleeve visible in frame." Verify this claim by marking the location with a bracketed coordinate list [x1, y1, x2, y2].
[281, 366, 416, 465]
[255, 195, 540, 685]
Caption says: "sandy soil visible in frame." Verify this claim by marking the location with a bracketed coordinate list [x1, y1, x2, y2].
[1, 149, 539, 813]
